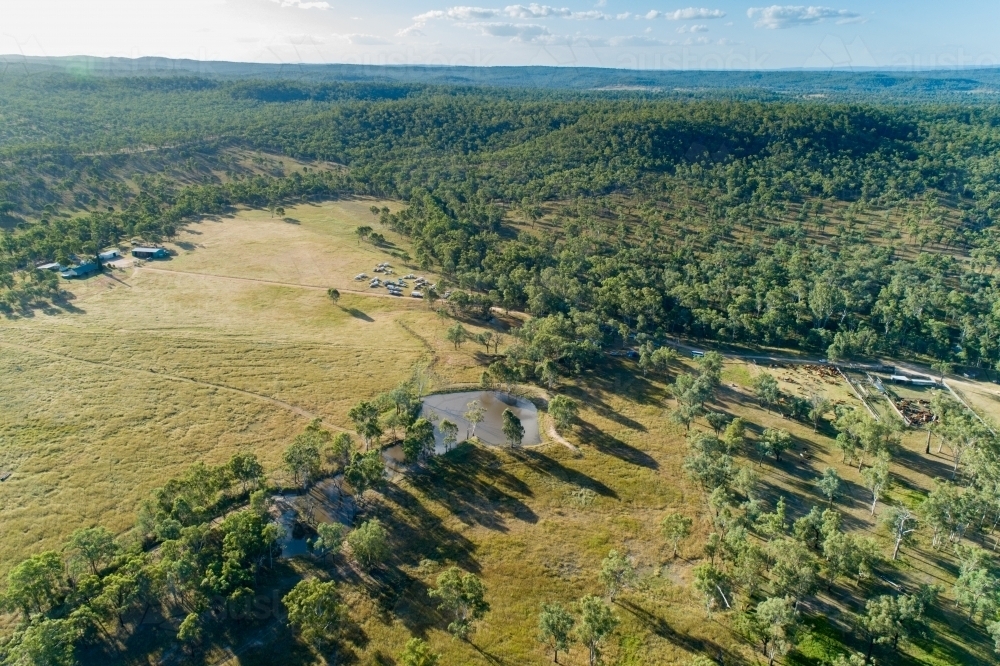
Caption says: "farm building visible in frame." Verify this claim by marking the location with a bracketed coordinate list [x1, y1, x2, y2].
[60, 261, 98, 279]
[132, 247, 168, 260]
[98, 249, 121, 261]
[890, 374, 939, 386]
[36, 262, 62, 271]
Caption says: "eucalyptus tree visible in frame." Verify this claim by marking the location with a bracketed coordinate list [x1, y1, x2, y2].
[463, 400, 486, 438]
[577, 595, 618, 666]
[537, 602, 575, 664]
[429, 567, 490, 641]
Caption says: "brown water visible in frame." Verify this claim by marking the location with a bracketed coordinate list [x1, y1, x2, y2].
[419, 390, 540, 450]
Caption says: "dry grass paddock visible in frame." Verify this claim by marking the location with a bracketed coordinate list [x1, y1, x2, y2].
[0, 201, 448, 571]
[1, 200, 996, 663]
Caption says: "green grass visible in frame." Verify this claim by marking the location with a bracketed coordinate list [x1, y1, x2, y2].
[789, 615, 851, 665]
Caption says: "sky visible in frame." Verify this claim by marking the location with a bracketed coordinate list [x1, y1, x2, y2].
[2, 1, 1000, 71]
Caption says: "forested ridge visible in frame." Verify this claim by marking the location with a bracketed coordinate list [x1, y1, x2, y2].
[4, 74, 1000, 370]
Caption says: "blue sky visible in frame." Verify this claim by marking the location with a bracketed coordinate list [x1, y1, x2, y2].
[3, 1, 999, 70]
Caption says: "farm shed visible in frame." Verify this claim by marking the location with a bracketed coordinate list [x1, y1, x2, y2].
[60, 261, 98, 279]
[132, 247, 168, 259]
[36, 262, 62, 271]
[890, 374, 938, 386]
[98, 249, 121, 261]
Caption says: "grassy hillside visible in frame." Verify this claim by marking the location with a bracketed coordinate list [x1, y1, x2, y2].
[3, 200, 999, 664]
[0, 201, 432, 570]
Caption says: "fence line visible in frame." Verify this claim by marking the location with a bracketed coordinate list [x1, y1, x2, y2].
[838, 367, 880, 421]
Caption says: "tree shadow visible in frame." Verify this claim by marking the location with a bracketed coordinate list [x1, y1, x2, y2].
[562, 383, 649, 432]
[472, 350, 502, 365]
[471, 642, 508, 665]
[897, 601, 992, 666]
[363, 564, 436, 632]
[575, 420, 659, 470]
[100, 562, 322, 666]
[346, 308, 374, 322]
[583, 356, 668, 408]
[894, 446, 953, 482]
[376, 482, 480, 571]
[512, 448, 619, 499]
[750, 476, 870, 534]
[357, 481, 489, 637]
[405, 445, 538, 532]
[617, 598, 743, 664]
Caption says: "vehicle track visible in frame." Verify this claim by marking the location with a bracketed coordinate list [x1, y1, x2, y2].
[137, 266, 419, 302]
[0, 340, 347, 432]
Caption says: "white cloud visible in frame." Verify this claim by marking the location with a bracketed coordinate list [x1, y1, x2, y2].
[413, 10, 447, 21]
[503, 4, 571, 18]
[677, 23, 708, 33]
[444, 6, 503, 20]
[408, 4, 610, 28]
[617, 12, 632, 19]
[567, 10, 610, 19]
[333, 33, 391, 45]
[664, 7, 726, 20]
[268, 0, 330, 8]
[644, 10, 662, 19]
[747, 5, 860, 29]
[683, 35, 711, 44]
[609, 34, 671, 46]
[399, 3, 615, 41]
[472, 21, 553, 41]
[397, 24, 425, 36]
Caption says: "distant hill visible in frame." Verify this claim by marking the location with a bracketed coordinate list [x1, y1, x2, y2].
[3, 54, 1000, 100]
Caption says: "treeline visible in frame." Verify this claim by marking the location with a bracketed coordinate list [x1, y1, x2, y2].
[5, 75, 1000, 365]
[0, 449, 278, 664]
[392, 190, 1000, 369]
[0, 168, 356, 312]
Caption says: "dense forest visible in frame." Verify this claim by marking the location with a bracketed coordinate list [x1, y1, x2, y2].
[4, 70, 1000, 372]
[11, 55, 1000, 98]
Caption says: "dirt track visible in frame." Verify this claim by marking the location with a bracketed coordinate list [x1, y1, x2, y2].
[0, 339, 347, 432]
[137, 265, 422, 302]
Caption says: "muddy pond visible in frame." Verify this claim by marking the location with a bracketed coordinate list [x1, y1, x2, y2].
[382, 390, 541, 470]
[422, 390, 541, 448]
